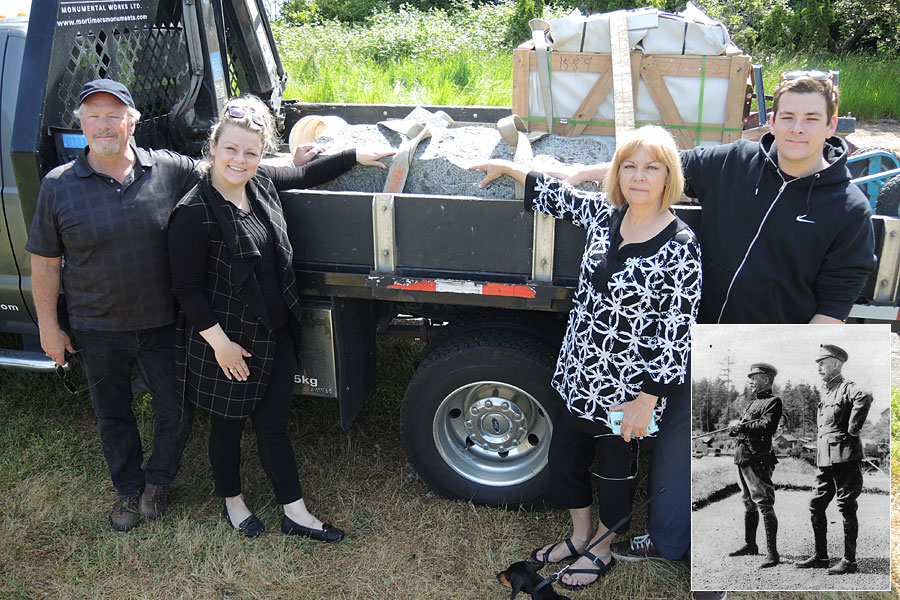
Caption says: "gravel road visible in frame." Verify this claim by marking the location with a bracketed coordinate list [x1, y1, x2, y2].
[846, 121, 900, 155]
[692, 487, 891, 591]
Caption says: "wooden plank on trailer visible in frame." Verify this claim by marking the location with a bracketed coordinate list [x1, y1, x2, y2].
[512, 48, 531, 125]
[640, 56, 694, 148]
[722, 54, 750, 143]
[642, 55, 738, 78]
[550, 52, 610, 74]
[631, 52, 643, 115]
[532, 51, 746, 77]
[609, 11, 636, 143]
[577, 121, 726, 141]
[565, 69, 613, 137]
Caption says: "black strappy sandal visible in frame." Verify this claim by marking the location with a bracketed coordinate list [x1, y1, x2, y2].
[530, 537, 579, 565]
[557, 551, 616, 591]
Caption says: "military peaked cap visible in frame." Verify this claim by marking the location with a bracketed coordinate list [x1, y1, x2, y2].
[747, 363, 778, 378]
[816, 344, 848, 363]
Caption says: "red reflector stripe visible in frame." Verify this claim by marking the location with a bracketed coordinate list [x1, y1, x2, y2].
[387, 280, 437, 292]
[386, 279, 537, 298]
[482, 283, 537, 298]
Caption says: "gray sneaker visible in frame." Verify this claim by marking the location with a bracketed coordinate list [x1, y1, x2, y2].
[110, 495, 141, 531]
[139, 483, 171, 520]
[610, 534, 668, 562]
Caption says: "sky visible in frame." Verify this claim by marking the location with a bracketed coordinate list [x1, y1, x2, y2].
[691, 324, 892, 416]
[0, 0, 29, 17]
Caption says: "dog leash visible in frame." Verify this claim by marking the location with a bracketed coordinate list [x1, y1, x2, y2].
[532, 487, 667, 594]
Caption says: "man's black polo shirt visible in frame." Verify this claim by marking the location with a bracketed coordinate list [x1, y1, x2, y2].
[26, 146, 199, 331]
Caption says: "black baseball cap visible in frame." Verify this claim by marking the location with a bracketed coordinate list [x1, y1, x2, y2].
[78, 79, 135, 109]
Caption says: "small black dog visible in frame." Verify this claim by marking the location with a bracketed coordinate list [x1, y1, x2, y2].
[496, 560, 571, 600]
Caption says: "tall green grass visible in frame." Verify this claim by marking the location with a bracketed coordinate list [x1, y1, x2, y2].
[273, 5, 900, 120]
[757, 53, 900, 120]
[273, 3, 517, 105]
[278, 47, 513, 105]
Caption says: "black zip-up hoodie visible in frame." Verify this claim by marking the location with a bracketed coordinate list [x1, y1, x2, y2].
[681, 133, 875, 324]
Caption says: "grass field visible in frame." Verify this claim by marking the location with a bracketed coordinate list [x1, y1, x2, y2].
[693, 455, 880, 504]
[0, 336, 693, 599]
[1, 335, 895, 599]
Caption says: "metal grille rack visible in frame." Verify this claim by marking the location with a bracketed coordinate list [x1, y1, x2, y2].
[53, 5, 192, 149]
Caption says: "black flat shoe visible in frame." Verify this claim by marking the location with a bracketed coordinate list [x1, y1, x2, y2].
[223, 500, 265, 538]
[281, 515, 344, 543]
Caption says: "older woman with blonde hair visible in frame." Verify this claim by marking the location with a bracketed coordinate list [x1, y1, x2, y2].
[168, 95, 392, 539]
[472, 125, 700, 590]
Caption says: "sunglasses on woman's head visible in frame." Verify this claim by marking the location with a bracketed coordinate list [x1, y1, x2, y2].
[224, 105, 265, 128]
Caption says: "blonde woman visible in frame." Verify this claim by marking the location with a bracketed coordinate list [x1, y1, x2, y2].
[168, 96, 392, 539]
[472, 126, 700, 589]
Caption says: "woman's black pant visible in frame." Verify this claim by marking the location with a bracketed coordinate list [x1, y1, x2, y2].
[208, 328, 303, 505]
[549, 414, 642, 534]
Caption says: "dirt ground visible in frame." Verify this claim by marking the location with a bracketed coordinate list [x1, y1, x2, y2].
[692, 484, 891, 591]
[845, 121, 900, 155]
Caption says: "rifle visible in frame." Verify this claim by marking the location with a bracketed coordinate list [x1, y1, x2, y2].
[691, 417, 764, 440]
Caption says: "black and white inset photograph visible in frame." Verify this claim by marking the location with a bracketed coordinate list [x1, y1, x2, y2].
[690, 324, 891, 592]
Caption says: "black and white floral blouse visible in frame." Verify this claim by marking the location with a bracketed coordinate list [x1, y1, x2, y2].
[525, 173, 701, 435]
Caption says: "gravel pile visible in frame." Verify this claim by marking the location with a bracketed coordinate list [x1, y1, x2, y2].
[307, 107, 613, 197]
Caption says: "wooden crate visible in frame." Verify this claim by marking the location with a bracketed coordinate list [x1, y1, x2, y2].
[512, 47, 752, 149]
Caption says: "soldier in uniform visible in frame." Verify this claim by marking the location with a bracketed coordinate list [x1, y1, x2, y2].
[727, 363, 783, 568]
[797, 344, 873, 575]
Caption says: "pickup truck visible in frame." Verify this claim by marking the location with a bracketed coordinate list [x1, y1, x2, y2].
[1, 0, 898, 509]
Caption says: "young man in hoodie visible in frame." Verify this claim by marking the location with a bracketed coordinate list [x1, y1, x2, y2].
[680, 74, 875, 325]
[546, 74, 876, 569]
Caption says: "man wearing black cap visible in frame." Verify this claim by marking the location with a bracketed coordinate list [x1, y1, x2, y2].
[727, 363, 783, 569]
[797, 344, 873, 574]
[26, 79, 203, 531]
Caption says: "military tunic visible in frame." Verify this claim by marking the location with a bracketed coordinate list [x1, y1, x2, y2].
[731, 389, 782, 515]
[810, 375, 873, 518]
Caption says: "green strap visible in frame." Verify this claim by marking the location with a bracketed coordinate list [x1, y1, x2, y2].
[696, 55, 707, 146]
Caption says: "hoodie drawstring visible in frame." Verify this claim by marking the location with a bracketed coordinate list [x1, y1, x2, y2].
[795, 174, 820, 223]
[717, 179, 790, 323]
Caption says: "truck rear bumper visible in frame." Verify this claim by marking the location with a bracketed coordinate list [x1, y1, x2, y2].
[0, 349, 57, 372]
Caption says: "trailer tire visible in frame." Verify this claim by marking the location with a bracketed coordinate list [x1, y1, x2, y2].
[875, 174, 900, 217]
[400, 330, 557, 508]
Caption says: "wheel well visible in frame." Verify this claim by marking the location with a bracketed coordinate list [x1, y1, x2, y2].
[420, 309, 565, 358]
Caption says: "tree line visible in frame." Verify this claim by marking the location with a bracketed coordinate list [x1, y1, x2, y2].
[692, 377, 822, 439]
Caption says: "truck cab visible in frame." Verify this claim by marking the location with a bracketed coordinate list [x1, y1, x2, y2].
[0, 13, 36, 365]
